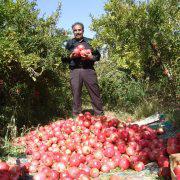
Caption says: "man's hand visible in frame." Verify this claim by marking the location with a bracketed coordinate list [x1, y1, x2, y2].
[81, 49, 93, 60]
[70, 51, 79, 59]
[70, 47, 82, 59]
[81, 53, 93, 61]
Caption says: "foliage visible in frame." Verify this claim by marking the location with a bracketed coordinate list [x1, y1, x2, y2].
[95, 58, 178, 119]
[96, 60, 149, 114]
[90, 0, 179, 116]
[91, 0, 179, 79]
[0, 0, 72, 135]
[0, 0, 68, 76]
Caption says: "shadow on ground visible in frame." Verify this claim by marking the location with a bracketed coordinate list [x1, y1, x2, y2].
[82, 109, 94, 115]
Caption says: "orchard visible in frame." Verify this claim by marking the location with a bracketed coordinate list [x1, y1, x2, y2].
[0, 0, 179, 179]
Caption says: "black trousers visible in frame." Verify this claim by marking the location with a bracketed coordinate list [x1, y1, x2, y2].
[70, 68, 103, 115]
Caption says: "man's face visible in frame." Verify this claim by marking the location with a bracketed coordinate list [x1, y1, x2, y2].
[73, 24, 84, 40]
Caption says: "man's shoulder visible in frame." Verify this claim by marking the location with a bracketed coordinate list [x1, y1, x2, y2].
[66, 38, 75, 44]
[84, 37, 92, 42]
[63, 38, 76, 49]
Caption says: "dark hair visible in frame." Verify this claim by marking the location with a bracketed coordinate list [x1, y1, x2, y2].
[71, 22, 84, 31]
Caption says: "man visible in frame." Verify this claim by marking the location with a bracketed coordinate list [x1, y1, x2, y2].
[62, 22, 103, 116]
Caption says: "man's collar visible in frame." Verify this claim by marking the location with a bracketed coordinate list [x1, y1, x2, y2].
[78, 38, 84, 43]
[73, 37, 88, 43]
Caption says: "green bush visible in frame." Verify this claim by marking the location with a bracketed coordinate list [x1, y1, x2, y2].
[96, 61, 146, 113]
[96, 59, 177, 118]
[0, 0, 72, 136]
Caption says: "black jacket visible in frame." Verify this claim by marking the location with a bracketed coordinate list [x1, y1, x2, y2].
[62, 37, 101, 70]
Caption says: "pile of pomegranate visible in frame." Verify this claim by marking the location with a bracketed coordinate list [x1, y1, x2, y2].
[0, 161, 21, 180]
[0, 112, 179, 179]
